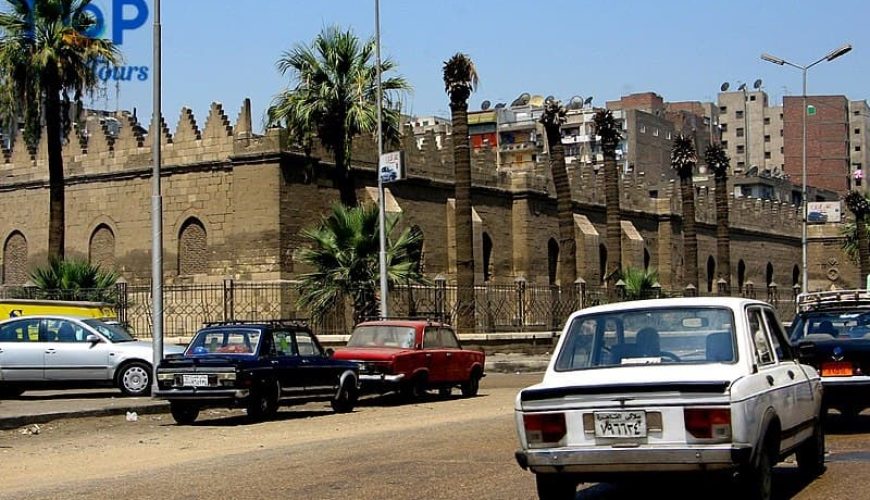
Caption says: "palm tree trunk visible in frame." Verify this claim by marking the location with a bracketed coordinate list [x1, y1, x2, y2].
[681, 176, 698, 289]
[546, 131, 577, 289]
[451, 98, 475, 332]
[715, 176, 731, 294]
[44, 80, 65, 260]
[858, 216, 870, 285]
[334, 137, 357, 206]
[603, 156, 621, 283]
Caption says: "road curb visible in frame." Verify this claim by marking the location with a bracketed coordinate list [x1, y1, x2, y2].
[0, 401, 170, 431]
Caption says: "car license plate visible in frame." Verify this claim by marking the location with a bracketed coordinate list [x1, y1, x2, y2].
[182, 374, 210, 387]
[593, 411, 647, 438]
[821, 361, 853, 377]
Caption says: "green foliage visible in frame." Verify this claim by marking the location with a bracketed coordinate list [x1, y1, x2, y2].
[592, 110, 622, 157]
[0, 0, 121, 147]
[29, 257, 119, 302]
[267, 26, 410, 155]
[704, 143, 730, 179]
[296, 203, 427, 323]
[539, 98, 566, 138]
[845, 190, 870, 218]
[619, 267, 661, 301]
[671, 134, 697, 179]
[442, 52, 478, 104]
[841, 221, 870, 263]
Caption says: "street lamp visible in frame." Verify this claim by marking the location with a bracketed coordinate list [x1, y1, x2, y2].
[761, 43, 852, 293]
[375, 0, 388, 318]
[151, 0, 164, 392]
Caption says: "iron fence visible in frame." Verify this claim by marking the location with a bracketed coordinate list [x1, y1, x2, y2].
[0, 280, 800, 338]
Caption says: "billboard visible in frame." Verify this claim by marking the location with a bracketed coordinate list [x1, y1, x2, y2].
[807, 201, 841, 224]
[379, 151, 404, 184]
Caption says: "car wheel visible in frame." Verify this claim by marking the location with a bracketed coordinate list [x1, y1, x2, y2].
[461, 371, 481, 397]
[169, 402, 200, 425]
[535, 474, 576, 500]
[246, 380, 280, 421]
[331, 377, 358, 413]
[796, 421, 825, 477]
[400, 374, 427, 401]
[118, 361, 152, 397]
[739, 440, 774, 500]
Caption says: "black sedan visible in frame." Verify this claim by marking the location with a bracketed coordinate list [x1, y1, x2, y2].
[155, 320, 359, 424]
[789, 290, 870, 418]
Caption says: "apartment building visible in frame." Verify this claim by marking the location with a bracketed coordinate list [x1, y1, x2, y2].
[849, 100, 870, 192]
[783, 95, 850, 194]
[717, 90, 785, 176]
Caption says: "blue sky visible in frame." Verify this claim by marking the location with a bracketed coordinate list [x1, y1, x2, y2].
[86, 0, 870, 133]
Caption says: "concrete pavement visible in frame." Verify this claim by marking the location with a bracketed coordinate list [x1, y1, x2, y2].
[0, 353, 551, 430]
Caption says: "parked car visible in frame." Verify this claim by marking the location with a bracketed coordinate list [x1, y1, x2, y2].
[155, 320, 359, 424]
[514, 298, 823, 500]
[807, 211, 828, 223]
[0, 315, 182, 398]
[788, 289, 870, 418]
[332, 318, 485, 399]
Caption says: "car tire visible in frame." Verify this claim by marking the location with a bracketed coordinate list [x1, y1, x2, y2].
[535, 474, 576, 500]
[331, 377, 358, 413]
[117, 361, 152, 397]
[246, 380, 280, 421]
[739, 439, 775, 500]
[170, 402, 200, 425]
[796, 421, 825, 477]
[461, 370, 481, 397]
[400, 374, 427, 401]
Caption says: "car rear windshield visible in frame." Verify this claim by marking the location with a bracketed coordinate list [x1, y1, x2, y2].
[186, 329, 261, 355]
[554, 306, 736, 371]
[83, 319, 136, 342]
[347, 325, 415, 348]
[789, 310, 870, 342]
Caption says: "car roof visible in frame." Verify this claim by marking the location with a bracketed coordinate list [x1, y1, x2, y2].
[354, 319, 452, 329]
[0, 314, 100, 323]
[568, 296, 769, 317]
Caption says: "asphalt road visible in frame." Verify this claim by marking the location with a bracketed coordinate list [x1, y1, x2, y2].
[0, 373, 868, 500]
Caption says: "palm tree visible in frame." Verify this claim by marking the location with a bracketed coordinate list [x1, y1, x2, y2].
[0, 0, 120, 259]
[671, 134, 698, 290]
[705, 143, 731, 294]
[844, 190, 870, 286]
[30, 256, 118, 302]
[540, 98, 576, 289]
[443, 52, 477, 332]
[297, 203, 427, 325]
[593, 110, 623, 284]
[621, 267, 660, 301]
[268, 26, 410, 207]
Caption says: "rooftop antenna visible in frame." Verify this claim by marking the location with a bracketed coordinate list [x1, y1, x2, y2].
[753, 78, 763, 90]
[494, 102, 506, 109]
[720, 82, 730, 92]
[738, 82, 747, 91]
[584, 96, 593, 107]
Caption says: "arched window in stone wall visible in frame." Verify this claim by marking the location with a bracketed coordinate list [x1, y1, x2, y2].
[2, 231, 27, 285]
[738, 260, 746, 292]
[89, 224, 116, 270]
[482, 232, 493, 282]
[792, 265, 800, 287]
[707, 256, 716, 293]
[643, 248, 651, 271]
[178, 218, 208, 275]
[766, 262, 774, 287]
[547, 238, 559, 286]
[599, 244, 608, 285]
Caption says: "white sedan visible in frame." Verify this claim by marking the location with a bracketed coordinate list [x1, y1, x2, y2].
[514, 297, 823, 500]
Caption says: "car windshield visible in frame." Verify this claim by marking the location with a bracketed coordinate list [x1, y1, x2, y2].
[789, 310, 870, 342]
[186, 329, 261, 355]
[554, 306, 736, 371]
[82, 319, 136, 342]
[347, 325, 415, 348]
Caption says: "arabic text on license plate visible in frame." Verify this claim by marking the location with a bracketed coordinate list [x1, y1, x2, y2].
[594, 411, 647, 438]
[821, 362, 853, 377]
[182, 374, 209, 387]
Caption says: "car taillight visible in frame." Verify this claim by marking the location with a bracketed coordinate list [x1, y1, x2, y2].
[684, 408, 731, 439]
[523, 413, 566, 445]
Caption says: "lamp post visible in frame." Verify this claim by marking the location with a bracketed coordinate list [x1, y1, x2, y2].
[375, 0, 388, 318]
[761, 43, 852, 293]
[151, 0, 164, 391]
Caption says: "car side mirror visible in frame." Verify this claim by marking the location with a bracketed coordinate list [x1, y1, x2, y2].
[86, 334, 101, 344]
[324, 348, 334, 358]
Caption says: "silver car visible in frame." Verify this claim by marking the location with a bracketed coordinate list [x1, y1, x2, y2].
[0, 315, 185, 398]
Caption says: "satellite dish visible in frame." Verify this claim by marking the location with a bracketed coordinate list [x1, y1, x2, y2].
[568, 96, 583, 109]
[738, 83, 747, 91]
[529, 94, 545, 107]
[753, 79, 763, 90]
[481, 100, 491, 111]
[584, 96, 593, 106]
[510, 93, 529, 107]
[545, 95, 555, 104]
[747, 165, 759, 176]
[494, 102, 506, 109]
[720, 82, 730, 92]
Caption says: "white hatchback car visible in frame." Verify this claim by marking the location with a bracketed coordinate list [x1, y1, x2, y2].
[514, 297, 823, 500]
[0, 315, 184, 397]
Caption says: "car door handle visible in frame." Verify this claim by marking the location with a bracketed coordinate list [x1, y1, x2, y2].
[445, 353, 452, 358]
[271, 360, 279, 365]
[787, 370, 795, 380]
[766, 375, 775, 386]
[45, 348, 56, 354]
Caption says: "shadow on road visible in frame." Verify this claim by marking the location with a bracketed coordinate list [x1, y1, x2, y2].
[357, 391, 487, 408]
[17, 390, 123, 401]
[173, 408, 335, 427]
[824, 411, 870, 435]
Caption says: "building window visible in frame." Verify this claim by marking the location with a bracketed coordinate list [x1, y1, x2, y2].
[764, 117, 770, 125]
[857, 146, 862, 152]
[736, 110, 744, 119]
[2, 231, 27, 285]
[666, 132, 672, 140]
[737, 161, 745, 168]
[765, 151, 771, 159]
[653, 128, 659, 137]
[855, 110, 861, 116]
[780, 147, 784, 154]
[649, 190, 658, 198]
[547, 238, 558, 286]
[750, 95, 757, 101]
[737, 145, 745, 154]
[736, 128, 744, 138]
[780, 129, 783, 137]
[482, 233, 493, 282]
[764, 135, 770, 142]
[855, 128, 861, 135]
[721, 140, 728, 148]
[89, 224, 116, 270]
[640, 125, 646, 134]
[720, 124, 728, 132]
[178, 217, 208, 275]
[719, 106, 727, 113]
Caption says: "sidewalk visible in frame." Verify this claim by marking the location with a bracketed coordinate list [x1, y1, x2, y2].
[0, 353, 551, 430]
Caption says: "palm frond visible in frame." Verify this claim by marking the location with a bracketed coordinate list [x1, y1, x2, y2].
[670, 134, 697, 179]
